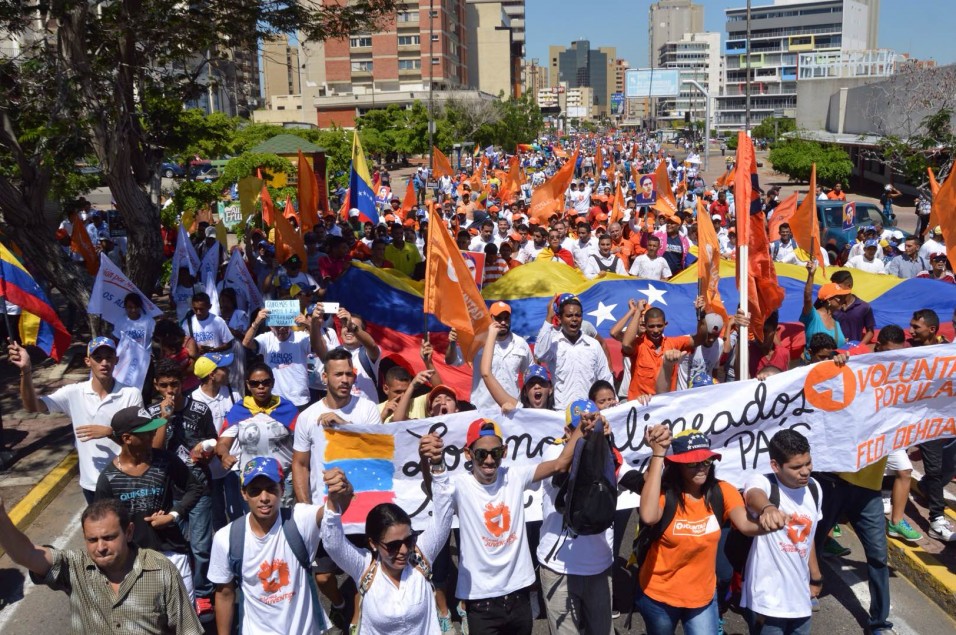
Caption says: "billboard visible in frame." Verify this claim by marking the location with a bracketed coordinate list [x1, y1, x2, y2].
[625, 69, 681, 98]
[566, 106, 589, 119]
[610, 93, 625, 116]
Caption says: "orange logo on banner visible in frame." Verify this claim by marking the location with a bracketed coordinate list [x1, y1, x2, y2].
[258, 559, 291, 593]
[804, 362, 857, 411]
[786, 514, 813, 544]
[484, 502, 512, 537]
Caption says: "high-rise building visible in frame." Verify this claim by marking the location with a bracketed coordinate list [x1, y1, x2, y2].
[262, 35, 301, 108]
[715, 0, 880, 131]
[656, 32, 721, 129]
[648, 0, 704, 66]
[465, 0, 523, 98]
[524, 58, 547, 102]
[548, 40, 616, 116]
[184, 47, 260, 118]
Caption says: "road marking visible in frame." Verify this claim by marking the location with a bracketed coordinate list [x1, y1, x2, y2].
[0, 506, 83, 632]
[826, 561, 918, 635]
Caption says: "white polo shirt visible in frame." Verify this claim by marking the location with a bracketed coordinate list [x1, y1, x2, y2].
[40, 380, 143, 491]
[534, 322, 613, 410]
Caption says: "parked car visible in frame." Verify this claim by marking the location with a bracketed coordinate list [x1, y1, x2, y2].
[813, 200, 910, 255]
[161, 161, 185, 178]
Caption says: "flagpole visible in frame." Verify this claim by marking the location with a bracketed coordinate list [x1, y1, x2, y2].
[738, 243, 749, 381]
[0, 263, 16, 469]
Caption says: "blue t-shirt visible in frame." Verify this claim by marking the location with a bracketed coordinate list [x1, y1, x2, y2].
[800, 309, 846, 358]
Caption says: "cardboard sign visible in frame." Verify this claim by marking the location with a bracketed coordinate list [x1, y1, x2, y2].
[264, 300, 300, 326]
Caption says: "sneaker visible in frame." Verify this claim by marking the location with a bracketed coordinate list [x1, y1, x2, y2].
[195, 596, 214, 618]
[882, 495, 892, 516]
[328, 604, 349, 633]
[456, 603, 469, 635]
[437, 611, 455, 634]
[887, 518, 923, 542]
[717, 617, 725, 635]
[611, 609, 621, 619]
[823, 536, 851, 558]
[831, 524, 843, 538]
[929, 516, 956, 542]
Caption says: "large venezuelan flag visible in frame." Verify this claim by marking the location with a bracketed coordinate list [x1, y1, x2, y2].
[0, 243, 71, 360]
[324, 429, 396, 525]
[349, 132, 379, 225]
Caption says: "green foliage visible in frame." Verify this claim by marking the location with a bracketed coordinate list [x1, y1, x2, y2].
[726, 134, 739, 150]
[751, 117, 796, 143]
[878, 108, 955, 186]
[170, 180, 220, 221]
[769, 138, 853, 184]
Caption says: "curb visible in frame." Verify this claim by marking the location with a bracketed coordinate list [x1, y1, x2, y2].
[886, 533, 956, 617]
[0, 452, 78, 559]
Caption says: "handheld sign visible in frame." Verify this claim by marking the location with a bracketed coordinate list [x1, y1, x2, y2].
[264, 300, 300, 326]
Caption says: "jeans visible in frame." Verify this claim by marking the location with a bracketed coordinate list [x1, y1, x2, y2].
[223, 472, 247, 522]
[539, 565, 613, 635]
[917, 439, 956, 521]
[82, 488, 95, 505]
[210, 477, 229, 532]
[466, 589, 532, 635]
[178, 493, 214, 599]
[745, 609, 811, 635]
[636, 590, 718, 635]
[814, 475, 892, 632]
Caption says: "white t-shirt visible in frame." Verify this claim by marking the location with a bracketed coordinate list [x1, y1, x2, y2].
[846, 255, 886, 275]
[741, 473, 822, 619]
[677, 339, 723, 390]
[536, 444, 613, 575]
[183, 313, 233, 348]
[254, 331, 312, 406]
[346, 344, 381, 402]
[171, 284, 200, 322]
[470, 334, 532, 411]
[294, 395, 383, 500]
[208, 505, 329, 635]
[629, 254, 672, 280]
[449, 465, 540, 600]
[112, 314, 155, 349]
[40, 380, 143, 491]
[191, 385, 242, 480]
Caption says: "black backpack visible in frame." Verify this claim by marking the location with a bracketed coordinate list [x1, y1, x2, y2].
[545, 419, 618, 560]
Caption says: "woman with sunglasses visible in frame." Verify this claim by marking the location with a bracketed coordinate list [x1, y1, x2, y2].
[636, 426, 763, 635]
[320, 449, 453, 634]
[217, 363, 299, 518]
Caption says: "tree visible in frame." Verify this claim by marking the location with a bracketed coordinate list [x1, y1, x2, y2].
[751, 117, 796, 143]
[769, 138, 853, 184]
[0, 0, 400, 316]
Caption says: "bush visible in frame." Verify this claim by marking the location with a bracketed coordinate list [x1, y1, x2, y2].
[769, 138, 853, 184]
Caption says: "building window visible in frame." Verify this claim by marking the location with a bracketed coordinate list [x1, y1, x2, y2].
[399, 59, 422, 70]
[398, 35, 420, 46]
[431, 34, 439, 42]
[351, 60, 373, 72]
[431, 58, 439, 65]
[397, 11, 419, 22]
[350, 36, 372, 48]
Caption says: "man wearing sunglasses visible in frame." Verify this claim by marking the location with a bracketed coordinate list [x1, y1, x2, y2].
[420, 415, 593, 634]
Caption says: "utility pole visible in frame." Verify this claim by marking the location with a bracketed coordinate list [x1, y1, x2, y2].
[745, 0, 752, 133]
[428, 0, 435, 175]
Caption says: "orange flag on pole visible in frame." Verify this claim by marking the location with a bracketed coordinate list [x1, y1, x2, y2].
[297, 150, 319, 233]
[651, 161, 678, 221]
[767, 193, 799, 241]
[790, 164, 827, 272]
[933, 166, 956, 269]
[399, 177, 418, 217]
[423, 204, 491, 361]
[274, 206, 307, 266]
[695, 199, 729, 322]
[744, 210, 785, 339]
[609, 180, 627, 225]
[529, 149, 579, 223]
[70, 214, 99, 275]
[283, 196, 297, 222]
[734, 132, 757, 246]
[260, 183, 275, 226]
[594, 144, 603, 178]
[433, 146, 454, 179]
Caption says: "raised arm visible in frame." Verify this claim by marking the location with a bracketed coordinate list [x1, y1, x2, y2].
[639, 424, 672, 526]
[0, 494, 53, 577]
[7, 341, 46, 413]
[310, 304, 331, 359]
[480, 322, 519, 412]
[533, 414, 591, 483]
[620, 300, 647, 355]
[391, 369, 434, 423]
[609, 299, 642, 342]
[802, 260, 817, 317]
[242, 309, 267, 351]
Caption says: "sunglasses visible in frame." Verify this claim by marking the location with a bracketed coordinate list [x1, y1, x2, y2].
[378, 533, 418, 556]
[472, 446, 506, 463]
[683, 459, 715, 470]
[247, 379, 274, 388]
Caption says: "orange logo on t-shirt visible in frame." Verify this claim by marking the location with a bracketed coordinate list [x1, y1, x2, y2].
[484, 502, 512, 537]
[786, 514, 813, 544]
[258, 559, 291, 593]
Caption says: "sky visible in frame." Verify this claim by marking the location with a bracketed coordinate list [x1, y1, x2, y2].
[525, 0, 956, 70]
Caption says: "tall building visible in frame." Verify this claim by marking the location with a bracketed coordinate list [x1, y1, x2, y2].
[184, 47, 260, 118]
[656, 32, 721, 129]
[465, 0, 523, 98]
[548, 40, 616, 116]
[716, 0, 880, 131]
[648, 0, 704, 66]
[300, 0, 473, 128]
[523, 58, 547, 102]
[262, 35, 301, 108]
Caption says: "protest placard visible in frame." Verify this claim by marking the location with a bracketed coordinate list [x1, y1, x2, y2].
[265, 300, 300, 326]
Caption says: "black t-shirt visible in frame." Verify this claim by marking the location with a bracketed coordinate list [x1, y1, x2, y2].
[95, 450, 202, 554]
[148, 396, 216, 488]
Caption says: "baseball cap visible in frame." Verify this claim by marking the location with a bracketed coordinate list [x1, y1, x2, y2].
[565, 399, 598, 430]
[703, 313, 724, 333]
[817, 282, 852, 301]
[489, 301, 511, 316]
[509, 231, 522, 241]
[349, 208, 361, 218]
[932, 225, 942, 235]
[465, 417, 503, 448]
[426, 385, 458, 411]
[111, 406, 166, 437]
[523, 364, 552, 386]
[87, 336, 116, 357]
[884, 184, 893, 191]
[241, 457, 284, 488]
[863, 239, 879, 248]
[205, 226, 217, 238]
[930, 251, 948, 261]
[666, 429, 722, 463]
[284, 254, 301, 266]
[194, 352, 235, 379]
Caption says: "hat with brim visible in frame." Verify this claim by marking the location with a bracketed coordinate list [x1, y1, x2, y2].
[817, 283, 852, 301]
[666, 430, 722, 463]
[111, 406, 166, 437]
[194, 351, 235, 379]
[426, 384, 458, 410]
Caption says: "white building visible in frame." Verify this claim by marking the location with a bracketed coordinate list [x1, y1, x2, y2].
[656, 32, 721, 129]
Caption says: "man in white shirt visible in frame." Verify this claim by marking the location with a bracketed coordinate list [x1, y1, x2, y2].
[770, 224, 798, 263]
[522, 226, 549, 263]
[535, 294, 614, 410]
[567, 181, 591, 215]
[182, 292, 234, 354]
[9, 337, 143, 502]
[570, 220, 600, 271]
[419, 416, 590, 635]
[741, 429, 823, 635]
[628, 235, 672, 280]
[846, 240, 887, 274]
[583, 234, 628, 279]
[335, 308, 381, 402]
[469, 220, 496, 252]
[919, 226, 945, 260]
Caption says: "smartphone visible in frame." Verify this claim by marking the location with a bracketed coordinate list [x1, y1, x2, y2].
[321, 301, 340, 314]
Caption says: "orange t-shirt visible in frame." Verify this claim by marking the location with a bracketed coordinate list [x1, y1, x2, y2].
[626, 334, 693, 400]
[639, 481, 744, 608]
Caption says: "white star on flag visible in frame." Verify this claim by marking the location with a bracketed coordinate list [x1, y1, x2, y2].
[638, 285, 668, 306]
[587, 301, 617, 327]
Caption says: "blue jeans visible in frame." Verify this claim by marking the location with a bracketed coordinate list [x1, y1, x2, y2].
[223, 472, 248, 522]
[179, 494, 214, 599]
[636, 590, 718, 635]
[745, 609, 811, 635]
[814, 475, 891, 632]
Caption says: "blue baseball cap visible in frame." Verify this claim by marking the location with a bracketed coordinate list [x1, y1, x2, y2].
[194, 352, 235, 379]
[863, 239, 879, 248]
[242, 457, 284, 488]
[523, 364, 552, 386]
[565, 399, 598, 429]
[87, 336, 116, 357]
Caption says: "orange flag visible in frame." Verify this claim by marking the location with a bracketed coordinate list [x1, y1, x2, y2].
[594, 145, 603, 178]
[928, 167, 941, 231]
[767, 193, 799, 241]
[695, 199, 729, 322]
[433, 146, 454, 179]
[651, 161, 678, 221]
[529, 150, 580, 223]
[423, 204, 491, 361]
[609, 180, 627, 225]
[741, 211, 785, 338]
[274, 206, 307, 266]
[400, 177, 418, 217]
[70, 214, 99, 275]
[297, 150, 319, 233]
[283, 196, 297, 222]
[933, 166, 956, 269]
[734, 132, 757, 246]
[260, 184, 275, 226]
[715, 166, 733, 189]
[337, 187, 350, 221]
[790, 164, 826, 272]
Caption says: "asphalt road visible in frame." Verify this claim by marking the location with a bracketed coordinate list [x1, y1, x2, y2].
[1, 477, 953, 635]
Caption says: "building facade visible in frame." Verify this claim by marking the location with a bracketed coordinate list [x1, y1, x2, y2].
[262, 35, 301, 108]
[465, 0, 523, 99]
[648, 0, 704, 66]
[548, 40, 616, 116]
[656, 32, 721, 129]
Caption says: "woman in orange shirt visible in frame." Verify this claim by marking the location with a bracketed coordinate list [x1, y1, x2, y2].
[636, 428, 763, 635]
